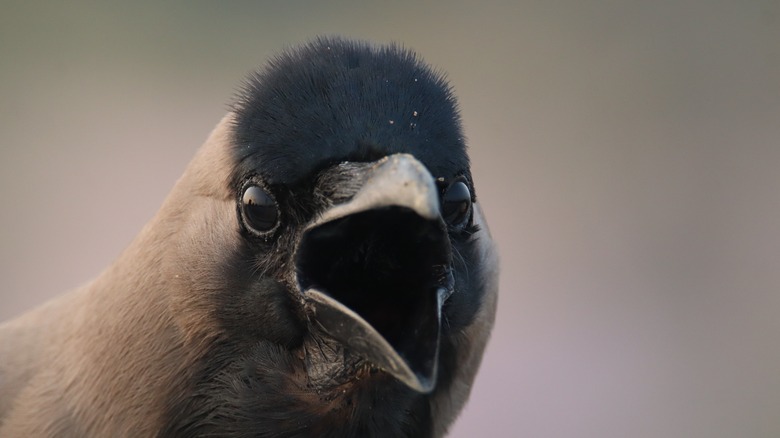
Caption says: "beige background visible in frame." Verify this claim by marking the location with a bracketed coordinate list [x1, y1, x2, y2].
[2, 1, 779, 437]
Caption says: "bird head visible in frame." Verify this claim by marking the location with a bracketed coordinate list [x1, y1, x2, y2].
[159, 37, 497, 434]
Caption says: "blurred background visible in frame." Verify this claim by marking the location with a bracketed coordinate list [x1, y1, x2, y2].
[2, 1, 779, 436]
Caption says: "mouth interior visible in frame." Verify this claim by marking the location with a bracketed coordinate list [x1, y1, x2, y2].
[296, 206, 451, 360]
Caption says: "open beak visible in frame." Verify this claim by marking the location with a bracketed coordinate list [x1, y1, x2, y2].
[295, 154, 453, 393]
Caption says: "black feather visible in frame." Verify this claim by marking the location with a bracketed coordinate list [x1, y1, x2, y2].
[231, 36, 470, 187]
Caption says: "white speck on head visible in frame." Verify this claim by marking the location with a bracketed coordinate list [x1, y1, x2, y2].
[412, 111, 418, 117]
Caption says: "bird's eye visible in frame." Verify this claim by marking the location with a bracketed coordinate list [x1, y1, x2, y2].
[241, 185, 278, 234]
[441, 181, 472, 229]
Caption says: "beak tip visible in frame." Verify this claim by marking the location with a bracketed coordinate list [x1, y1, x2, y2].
[407, 372, 437, 394]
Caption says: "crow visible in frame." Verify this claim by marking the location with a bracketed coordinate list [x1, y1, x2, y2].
[0, 36, 498, 437]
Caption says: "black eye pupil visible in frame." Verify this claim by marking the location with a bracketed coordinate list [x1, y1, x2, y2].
[242, 185, 278, 233]
[442, 181, 472, 228]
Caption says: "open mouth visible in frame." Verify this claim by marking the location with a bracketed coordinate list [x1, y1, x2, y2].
[296, 205, 452, 391]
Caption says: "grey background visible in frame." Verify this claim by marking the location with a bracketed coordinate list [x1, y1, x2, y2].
[2, 1, 779, 436]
